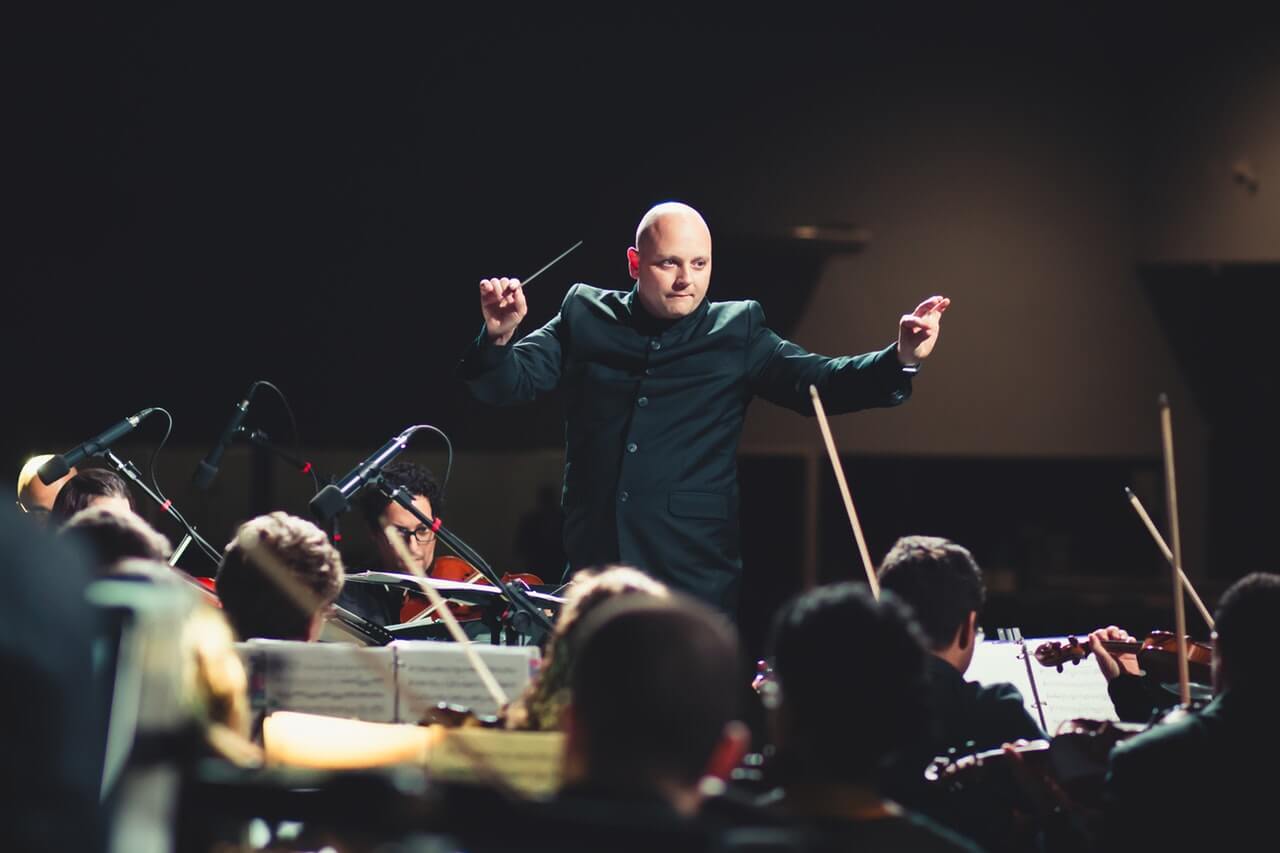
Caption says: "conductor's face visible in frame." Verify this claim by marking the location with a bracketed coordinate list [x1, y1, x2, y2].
[628, 209, 712, 321]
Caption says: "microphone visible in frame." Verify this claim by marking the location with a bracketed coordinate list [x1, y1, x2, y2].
[193, 386, 256, 490]
[309, 430, 412, 522]
[38, 409, 158, 484]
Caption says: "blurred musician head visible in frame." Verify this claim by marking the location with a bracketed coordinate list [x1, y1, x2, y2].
[877, 535, 985, 675]
[357, 460, 443, 574]
[506, 564, 670, 731]
[1212, 571, 1280, 697]
[560, 593, 749, 816]
[60, 504, 172, 571]
[768, 582, 930, 787]
[216, 512, 345, 641]
[16, 453, 77, 521]
[49, 467, 135, 525]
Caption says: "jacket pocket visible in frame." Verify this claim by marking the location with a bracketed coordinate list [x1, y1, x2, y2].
[668, 491, 730, 520]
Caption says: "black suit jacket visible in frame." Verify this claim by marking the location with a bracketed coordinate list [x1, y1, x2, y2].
[459, 283, 913, 609]
[1103, 689, 1275, 851]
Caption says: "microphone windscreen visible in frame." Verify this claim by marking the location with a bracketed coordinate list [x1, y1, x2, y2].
[310, 485, 349, 523]
[37, 455, 72, 485]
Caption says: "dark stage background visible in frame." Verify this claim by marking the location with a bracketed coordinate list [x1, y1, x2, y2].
[8, 11, 1278, 657]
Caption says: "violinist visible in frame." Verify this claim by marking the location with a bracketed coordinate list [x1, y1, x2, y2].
[762, 581, 981, 851]
[1086, 625, 1179, 723]
[335, 460, 443, 627]
[1102, 571, 1280, 851]
[876, 535, 1045, 852]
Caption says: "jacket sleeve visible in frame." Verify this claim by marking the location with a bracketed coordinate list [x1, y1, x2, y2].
[456, 284, 576, 405]
[743, 300, 913, 415]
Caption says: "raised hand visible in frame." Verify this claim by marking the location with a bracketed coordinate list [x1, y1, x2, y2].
[479, 277, 527, 345]
[897, 295, 950, 365]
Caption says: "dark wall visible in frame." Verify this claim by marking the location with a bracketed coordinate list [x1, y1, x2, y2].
[9, 12, 1277, 639]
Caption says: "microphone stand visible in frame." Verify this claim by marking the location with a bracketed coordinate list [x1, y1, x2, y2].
[242, 428, 311, 475]
[240, 428, 340, 542]
[376, 478, 554, 643]
[102, 449, 223, 567]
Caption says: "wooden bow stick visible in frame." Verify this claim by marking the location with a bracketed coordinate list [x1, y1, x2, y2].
[1158, 394, 1192, 708]
[1124, 487, 1214, 630]
[382, 527, 508, 709]
[809, 385, 879, 598]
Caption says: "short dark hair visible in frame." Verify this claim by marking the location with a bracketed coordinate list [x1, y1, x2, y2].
[60, 505, 172, 569]
[769, 583, 930, 781]
[50, 468, 134, 524]
[570, 594, 741, 787]
[877, 535, 985, 650]
[357, 461, 443, 530]
[1213, 572, 1280, 690]
[216, 512, 345, 641]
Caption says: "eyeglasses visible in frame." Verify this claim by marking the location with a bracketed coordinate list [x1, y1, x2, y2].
[15, 499, 49, 518]
[393, 524, 436, 546]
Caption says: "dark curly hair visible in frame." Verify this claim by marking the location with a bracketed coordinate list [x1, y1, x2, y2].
[1213, 572, 1280, 691]
[356, 460, 443, 529]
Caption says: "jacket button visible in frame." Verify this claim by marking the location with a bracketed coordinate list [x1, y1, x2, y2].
[619, 491, 630, 502]
[637, 397, 648, 407]
[644, 367, 654, 376]
[626, 442, 638, 453]
[650, 340, 661, 351]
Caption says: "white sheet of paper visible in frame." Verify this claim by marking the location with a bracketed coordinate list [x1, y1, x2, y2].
[238, 640, 398, 722]
[393, 641, 540, 719]
[426, 727, 564, 798]
[1022, 636, 1120, 734]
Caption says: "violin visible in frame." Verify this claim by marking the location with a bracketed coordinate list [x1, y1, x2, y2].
[1033, 631, 1213, 686]
[399, 555, 545, 623]
[925, 718, 1145, 811]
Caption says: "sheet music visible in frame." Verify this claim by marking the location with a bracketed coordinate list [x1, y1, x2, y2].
[967, 638, 1118, 736]
[237, 640, 397, 723]
[1025, 636, 1120, 734]
[426, 727, 564, 797]
[393, 641, 540, 719]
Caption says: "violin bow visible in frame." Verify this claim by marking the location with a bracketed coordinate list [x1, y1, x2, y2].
[383, 526, 509, 709]
[1124, 487, 1215, 630]
[1157, 394, 1192, 707]
[809, 385, 880, 598]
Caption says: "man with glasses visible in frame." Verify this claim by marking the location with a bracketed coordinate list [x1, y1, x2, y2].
[335, 460, 445, 626]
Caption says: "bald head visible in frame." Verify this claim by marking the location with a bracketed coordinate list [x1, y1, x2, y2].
[17, 455, 77, 515]
[634, 202, 711, 252]
[628, 202, 713, 321]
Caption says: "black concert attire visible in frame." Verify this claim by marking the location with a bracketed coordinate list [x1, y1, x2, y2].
[1103, 688, 1276, 851]
[459, 283, 914, 611]
[883, 655, 1047, 852]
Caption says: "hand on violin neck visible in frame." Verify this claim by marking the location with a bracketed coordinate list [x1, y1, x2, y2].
[1088, 626, 1141, 682]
